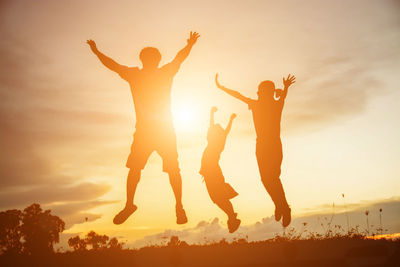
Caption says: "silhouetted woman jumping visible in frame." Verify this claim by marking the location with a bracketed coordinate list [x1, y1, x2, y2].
[215, 73, 296, 227]
[200, 107, 241, 233]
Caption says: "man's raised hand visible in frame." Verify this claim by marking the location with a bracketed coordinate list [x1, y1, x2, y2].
[211, 106, 218, 113]
[230, 113, 237, 120]
[187, 31, 200, 46]
[86, 39, 98, 53]
[283, 74, 296, 88]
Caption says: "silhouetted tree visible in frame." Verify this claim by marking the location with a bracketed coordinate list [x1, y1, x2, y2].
[0, 209, 23, 254]
[68, 236, 87, 251]
[20, 203, 65, 255]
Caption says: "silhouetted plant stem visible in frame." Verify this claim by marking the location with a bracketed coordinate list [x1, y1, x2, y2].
[341, 194, 350, 233]
[365, 210, 370, 235]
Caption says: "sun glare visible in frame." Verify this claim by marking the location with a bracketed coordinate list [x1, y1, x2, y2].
[173, 105, 199, 132]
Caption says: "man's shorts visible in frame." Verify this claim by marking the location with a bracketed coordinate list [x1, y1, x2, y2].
[126, 127, 180, 173]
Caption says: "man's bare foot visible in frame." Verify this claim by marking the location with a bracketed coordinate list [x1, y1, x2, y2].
[113, 204, 137, 225]
[176, 206, 188, 224]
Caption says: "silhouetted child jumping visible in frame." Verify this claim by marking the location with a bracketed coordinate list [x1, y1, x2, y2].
[200, 107, 241, 233]
[215, 73, 296, 227]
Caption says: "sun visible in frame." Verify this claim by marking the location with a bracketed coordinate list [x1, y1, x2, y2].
[172, 105, 199, 132]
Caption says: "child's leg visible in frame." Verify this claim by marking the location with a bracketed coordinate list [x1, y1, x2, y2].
[215, 199, 241, 233]
[260, 174, 291, 227]
[256, 143, 291, 226]
[256, 143, 289, 209]
[260, 175, 289, 208]
[215, 199, 236, 219]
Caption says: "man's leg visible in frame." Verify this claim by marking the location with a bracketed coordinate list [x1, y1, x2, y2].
[159, 129, 188, 224]
[167, 171, 183, 207]
[167, 171, 187, 224]
[113, 168, 141, 225]
[126, 168, 141, 206]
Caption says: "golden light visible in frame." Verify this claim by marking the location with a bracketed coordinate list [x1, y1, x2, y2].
[172, 104, 199, 132]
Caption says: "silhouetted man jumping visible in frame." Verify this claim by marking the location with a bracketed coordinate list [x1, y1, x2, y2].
[87, 31, 200, 225]
[215, 73, 295, 227]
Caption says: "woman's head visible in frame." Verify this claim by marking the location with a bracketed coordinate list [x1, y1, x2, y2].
[257, 80, 275, 100]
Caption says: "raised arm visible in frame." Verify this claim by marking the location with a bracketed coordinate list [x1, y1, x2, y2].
[86, 39, 128, 73]
[210, 106, 217, 127]
[278, 74, 296, 101]
[170, 31, 200, 66]
[215, 74, 253, 104]
[224, 113, 236, 135]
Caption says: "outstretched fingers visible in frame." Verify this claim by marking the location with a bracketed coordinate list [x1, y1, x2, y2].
[290, 74, 296, 83]
[191, 31, 200, 38]
[187, 31, 200, 45]
[283, 74, 296, 86]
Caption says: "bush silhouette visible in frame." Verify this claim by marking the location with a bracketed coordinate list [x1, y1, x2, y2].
[68, 231, 124, 251]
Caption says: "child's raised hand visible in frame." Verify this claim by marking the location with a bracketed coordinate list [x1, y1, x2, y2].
[211, 106, 218, 113]
[231, 113, 237, 120]
[283, 74, 296, 88]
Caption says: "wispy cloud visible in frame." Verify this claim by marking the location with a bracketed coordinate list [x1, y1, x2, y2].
[45, 200, 118, 229]
[285, 39, 400, 133]
[0, 182, 111, 208]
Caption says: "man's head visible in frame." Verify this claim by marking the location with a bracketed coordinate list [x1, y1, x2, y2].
[139, 47, 161, 68]
[257, 80, 275, 99]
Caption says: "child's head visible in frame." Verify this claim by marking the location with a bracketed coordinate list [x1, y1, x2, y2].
[207, 123, 226, 145]
[257, 80, 275, 100]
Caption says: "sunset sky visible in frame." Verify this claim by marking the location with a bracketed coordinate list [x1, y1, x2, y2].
[1, 0, 399, 247]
